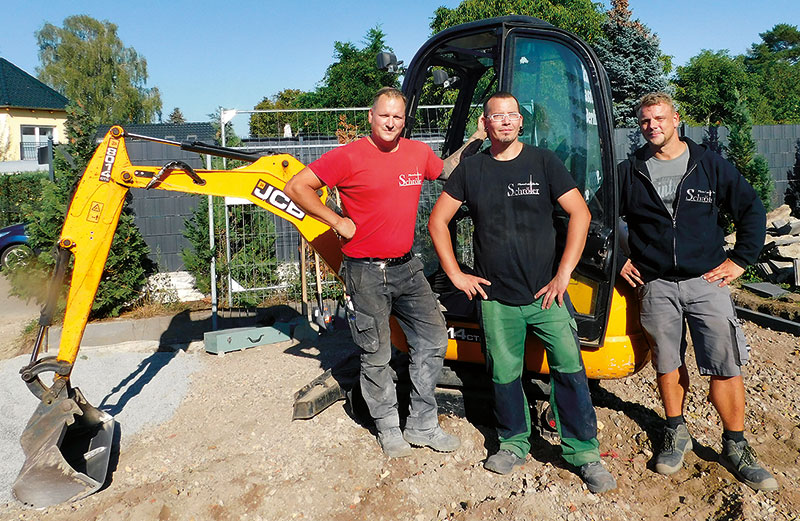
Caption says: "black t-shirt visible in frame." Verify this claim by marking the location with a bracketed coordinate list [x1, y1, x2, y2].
[443, 144, 577, 305]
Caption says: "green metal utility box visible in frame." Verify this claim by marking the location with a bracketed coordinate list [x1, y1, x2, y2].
[204, 323, 291, 354]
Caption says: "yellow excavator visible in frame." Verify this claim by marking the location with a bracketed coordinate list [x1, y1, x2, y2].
[13, 16, 649, 508]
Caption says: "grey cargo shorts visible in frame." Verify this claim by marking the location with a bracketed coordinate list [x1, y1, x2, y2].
[637, 276, 749, 376]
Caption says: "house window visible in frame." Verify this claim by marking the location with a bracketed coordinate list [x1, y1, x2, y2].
[20, 125, 55, 160]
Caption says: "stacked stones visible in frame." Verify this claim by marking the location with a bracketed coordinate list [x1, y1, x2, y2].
[727, 204, 800, 287]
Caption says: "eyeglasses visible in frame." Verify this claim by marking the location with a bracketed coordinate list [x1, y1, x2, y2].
[487, 112, 522, 122]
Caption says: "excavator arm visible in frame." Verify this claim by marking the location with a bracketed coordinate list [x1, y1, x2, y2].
[13, 126, 342, 508]
[34, 126, 341, 376]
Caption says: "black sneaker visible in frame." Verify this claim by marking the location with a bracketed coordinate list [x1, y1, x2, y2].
[484, 449, 525, 474]
[720, 439, 779, 492]
[579, 461, 617, 493]
[655, 423, 693, 475]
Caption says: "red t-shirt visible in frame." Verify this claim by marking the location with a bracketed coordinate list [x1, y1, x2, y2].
[310, 137, 443, 258]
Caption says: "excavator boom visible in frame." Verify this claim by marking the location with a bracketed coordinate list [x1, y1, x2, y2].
[13, 126, 342, 508]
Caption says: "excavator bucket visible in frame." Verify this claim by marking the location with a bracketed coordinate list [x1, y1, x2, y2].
[13, 385, 115, 508]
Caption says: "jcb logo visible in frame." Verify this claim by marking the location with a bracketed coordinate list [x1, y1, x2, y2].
[252, 180, 305, 220]
[99, 138, 119, 183]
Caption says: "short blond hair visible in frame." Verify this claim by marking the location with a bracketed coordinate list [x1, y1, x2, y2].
[637, 92, 676, 115]
[372, 87, 407, 109]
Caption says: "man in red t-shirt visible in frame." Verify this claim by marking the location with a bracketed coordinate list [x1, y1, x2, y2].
[285, 87, 484, 457]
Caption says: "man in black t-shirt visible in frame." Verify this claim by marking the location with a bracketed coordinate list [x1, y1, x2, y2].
[428, 92, 616, 493]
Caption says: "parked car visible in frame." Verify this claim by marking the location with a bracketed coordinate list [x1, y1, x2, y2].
[0, 223, 33, 269]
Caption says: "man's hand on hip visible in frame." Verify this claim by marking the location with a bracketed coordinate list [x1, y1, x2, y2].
[334, 217, 356, 239]
[620, 259, 643, 287]
[703, 258, 745, 287]
[534, 272, 571, 310]
[450, 271, 490, 300]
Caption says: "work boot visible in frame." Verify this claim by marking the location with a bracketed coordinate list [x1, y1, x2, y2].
[403, 426, 461, 452]
[579, 461, 617, 493]
[720, 439, 779, 492]
[377, 427, 412, 458]
[655, 423, 693, 475]
[484, 449, 525, 475]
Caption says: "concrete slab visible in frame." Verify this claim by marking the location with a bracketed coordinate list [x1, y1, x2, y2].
[742, 282, 789, 299]
[45, 305, 304, 350]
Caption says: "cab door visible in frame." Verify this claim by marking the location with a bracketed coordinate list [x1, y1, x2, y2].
[503, 26, 618, 346]
[402, 16, 618, 347]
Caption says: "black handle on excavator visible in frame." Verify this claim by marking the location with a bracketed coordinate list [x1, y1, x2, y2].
[180, 140, 266, 162]
[122, 130, 265, 163]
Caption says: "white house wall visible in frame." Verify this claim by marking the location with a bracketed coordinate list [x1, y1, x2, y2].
[0, 108, 67, 161]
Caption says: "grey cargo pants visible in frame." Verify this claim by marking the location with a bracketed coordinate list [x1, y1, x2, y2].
[343, 256, 448, 432]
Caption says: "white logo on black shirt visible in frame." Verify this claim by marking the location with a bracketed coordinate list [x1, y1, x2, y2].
[685, 188, 714, 204]
[507, 175, 540, 197]
[399, 168, 423, 187]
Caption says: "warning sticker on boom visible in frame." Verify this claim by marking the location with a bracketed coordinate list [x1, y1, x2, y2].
[87, 201, 104, 223]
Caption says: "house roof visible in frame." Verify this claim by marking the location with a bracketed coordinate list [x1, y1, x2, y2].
[95, 123, 216, 143]
[0, 58, 69, 111]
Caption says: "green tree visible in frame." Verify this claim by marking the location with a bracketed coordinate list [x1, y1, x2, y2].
[248, 28, 396, 138]
[725, 98, 773, 211]
[673, 50, 754, 126]
[593, 0, 669, 126]
[209, 108, 245, 169]
[181, 196, 217, 295]
[249, 88, 307, 137]
[167, 107, 186, 124]
[36, 15, 162, 124]
[744, 24, 800, 124]
[311, 27, 399, 108]
[430, 0, 607, 43]
[747, 23, 800, 66]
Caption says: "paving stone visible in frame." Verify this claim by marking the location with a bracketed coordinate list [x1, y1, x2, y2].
[743, 282, 789, 299]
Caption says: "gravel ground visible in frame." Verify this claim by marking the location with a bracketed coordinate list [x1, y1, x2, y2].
[0, 319, 798, 521]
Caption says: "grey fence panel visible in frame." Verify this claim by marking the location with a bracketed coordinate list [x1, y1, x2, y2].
[125, 141, 204, 271]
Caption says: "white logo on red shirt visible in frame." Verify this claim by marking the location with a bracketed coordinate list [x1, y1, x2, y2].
[399, 168, 423, 187]
[507, 175, 540, 197]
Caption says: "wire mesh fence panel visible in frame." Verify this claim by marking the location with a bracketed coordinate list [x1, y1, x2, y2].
[414, 182, 473, 275]
[217, 105, 459, 306]
[222, 201, 285, 307]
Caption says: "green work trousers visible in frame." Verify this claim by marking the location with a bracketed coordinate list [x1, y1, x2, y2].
[480, 298, 601, 467]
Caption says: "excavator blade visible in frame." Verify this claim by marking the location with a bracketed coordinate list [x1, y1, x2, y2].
[13, 387, 115, 509]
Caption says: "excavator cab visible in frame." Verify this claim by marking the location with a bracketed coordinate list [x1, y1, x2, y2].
[387, 16, 647, 375]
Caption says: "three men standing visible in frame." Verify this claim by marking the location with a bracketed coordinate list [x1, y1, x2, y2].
[428, 92, 616, 493]
[618, 92, 778, 491]
[288, 85, 776, 494]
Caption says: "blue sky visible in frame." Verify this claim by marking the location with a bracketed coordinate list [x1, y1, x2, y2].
[2, 1, 799, 136]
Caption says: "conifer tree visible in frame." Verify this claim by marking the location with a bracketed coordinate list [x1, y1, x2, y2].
[167, 108, 186, 124]
[783, 141, 800, 217]
[725, 98, 774, 211]
[593, 0, 668, 127]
